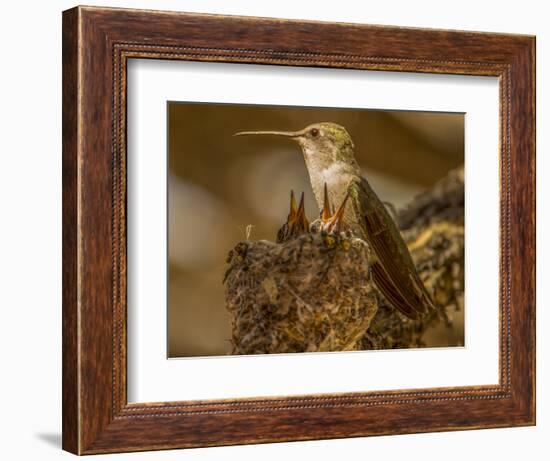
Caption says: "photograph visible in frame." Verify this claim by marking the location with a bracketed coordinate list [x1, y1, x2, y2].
[167, 102, 465, 357]
[54, 3, 536, 456]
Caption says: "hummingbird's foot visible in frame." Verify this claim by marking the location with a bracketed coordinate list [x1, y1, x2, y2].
[276, 191, 309, 243]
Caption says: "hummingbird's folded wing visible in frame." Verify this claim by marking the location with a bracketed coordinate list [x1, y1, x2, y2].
[349, 178, 436, 320]
[370, 264, 420, 319]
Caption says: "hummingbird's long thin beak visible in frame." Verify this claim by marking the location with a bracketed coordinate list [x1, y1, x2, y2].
[234, 130, 302, 138]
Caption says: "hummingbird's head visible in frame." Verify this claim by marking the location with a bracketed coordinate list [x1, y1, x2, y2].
[235, 122, 356, 169]
[293, 122, 355, 163]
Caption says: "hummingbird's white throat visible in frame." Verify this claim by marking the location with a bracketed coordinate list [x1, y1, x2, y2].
[308, 160, 361, 214]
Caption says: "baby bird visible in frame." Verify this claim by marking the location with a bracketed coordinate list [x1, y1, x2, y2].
[310, 183, 351, 235]
[276, 191, 309, 243]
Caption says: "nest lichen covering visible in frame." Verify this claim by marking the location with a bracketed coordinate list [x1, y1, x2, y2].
[224, 233, 378, 354]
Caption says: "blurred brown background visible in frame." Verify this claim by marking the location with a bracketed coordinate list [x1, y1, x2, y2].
[168, 102, 464, 357]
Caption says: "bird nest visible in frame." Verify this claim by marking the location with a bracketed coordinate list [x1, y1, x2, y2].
[224, 232, 378, 355]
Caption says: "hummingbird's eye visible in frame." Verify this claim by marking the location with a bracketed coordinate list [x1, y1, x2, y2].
[310, 128, 319, 137]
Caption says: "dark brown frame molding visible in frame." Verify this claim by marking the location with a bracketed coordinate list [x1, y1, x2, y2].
[62, 5, 535, 454]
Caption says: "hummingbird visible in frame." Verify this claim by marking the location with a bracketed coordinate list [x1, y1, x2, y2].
[276, 190, 309, 243]
[310, 183, 351, 235]
[235, 122, 436, 320]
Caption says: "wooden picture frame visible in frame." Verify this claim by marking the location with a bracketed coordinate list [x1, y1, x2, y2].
[62, 5, 535, 454]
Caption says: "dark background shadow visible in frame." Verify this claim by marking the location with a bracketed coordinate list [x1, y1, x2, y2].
[35, 432, 62, 448]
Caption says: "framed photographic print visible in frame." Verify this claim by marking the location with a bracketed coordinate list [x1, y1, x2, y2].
[62, 6, 535, 454]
